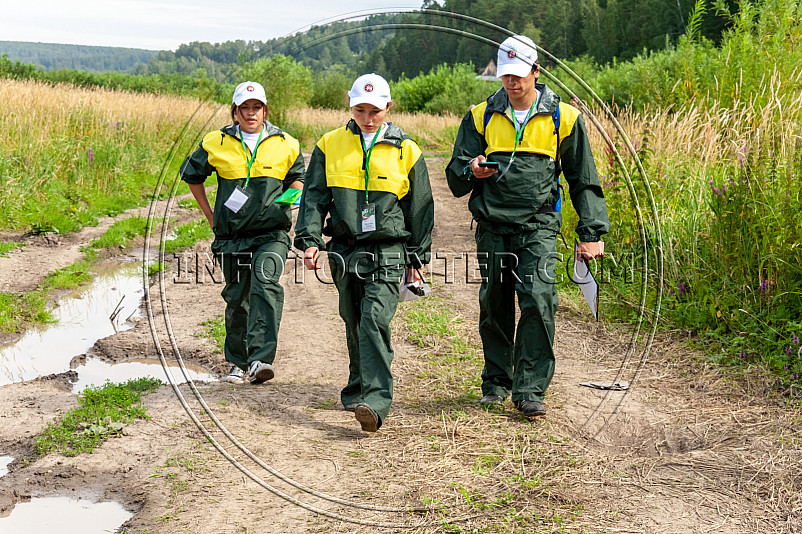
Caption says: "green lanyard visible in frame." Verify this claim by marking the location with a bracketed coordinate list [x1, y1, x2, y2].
[359, 124, 383, 204]
[238, 126, 264, 189]
[508, 100, 536, 164]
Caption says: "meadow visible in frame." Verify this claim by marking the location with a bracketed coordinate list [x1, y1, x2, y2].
[1, 0, 801, 389]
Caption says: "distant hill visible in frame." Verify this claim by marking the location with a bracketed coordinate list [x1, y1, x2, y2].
[0, 41, 157, 72]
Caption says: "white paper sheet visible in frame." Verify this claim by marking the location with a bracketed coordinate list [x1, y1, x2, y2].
[572, 241, 599, 320]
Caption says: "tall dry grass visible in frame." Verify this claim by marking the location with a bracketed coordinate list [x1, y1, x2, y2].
[0, 79, 215, 233]
[284, 106, 461, 151]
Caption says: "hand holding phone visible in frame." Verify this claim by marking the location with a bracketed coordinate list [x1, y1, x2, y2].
[478, 161, 499, 169]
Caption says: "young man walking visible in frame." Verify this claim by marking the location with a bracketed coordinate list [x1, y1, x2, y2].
[445, 35, 610, 417]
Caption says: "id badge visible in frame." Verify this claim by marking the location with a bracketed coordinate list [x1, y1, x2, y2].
[224, 185, 249, 213]
[361, 203, 377, 233]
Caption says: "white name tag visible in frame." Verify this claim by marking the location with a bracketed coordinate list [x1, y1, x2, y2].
[361, 203, 376, 233]
[224, 186, 249, 213]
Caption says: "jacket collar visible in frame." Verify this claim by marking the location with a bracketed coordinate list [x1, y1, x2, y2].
[345, 119, 407, 148]
[222, 121, 285, 140]
[486, 83, 560, 116]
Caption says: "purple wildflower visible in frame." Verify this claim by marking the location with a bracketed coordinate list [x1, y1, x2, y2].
[88, 148, 94, 164]
[760, 280, 768, 292]
[793, 335, 799, 344]
[740, 351, 746, 359]
[785, 364, 790, 370]
[785, 346, 793, 355]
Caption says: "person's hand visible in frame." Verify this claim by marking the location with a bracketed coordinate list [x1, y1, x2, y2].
[303, 247, 319, 270]
[405, 267, 422, 286]
[576, 241, 604, 263]
[470, 155, 496, 180]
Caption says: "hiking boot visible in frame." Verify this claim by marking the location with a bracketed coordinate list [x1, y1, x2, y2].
[222, 365, 245, 384]
[354, 403, 381, 432]
[248, 361, 275, 384]
[479, 394, 505, 406]
[343, 402, 360, 413]
[515, 400, 546, 418]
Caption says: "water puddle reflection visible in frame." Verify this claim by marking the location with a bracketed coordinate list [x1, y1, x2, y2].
[72, 358, 216, 393]
[0, 496, 132, 533]
[0, 264, 144, 387]
[0, 456, 12, 478]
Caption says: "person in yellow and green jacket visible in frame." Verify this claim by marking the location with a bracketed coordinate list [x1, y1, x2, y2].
[446, 36, 610, 418]
[180, 81, 305, 386]
[294, 73, 434, 432]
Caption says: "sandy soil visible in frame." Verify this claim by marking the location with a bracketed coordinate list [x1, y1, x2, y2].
[0, 156, 800, 533]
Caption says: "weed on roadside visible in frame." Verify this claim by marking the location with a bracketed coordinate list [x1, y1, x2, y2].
[33, 377, 161, 457]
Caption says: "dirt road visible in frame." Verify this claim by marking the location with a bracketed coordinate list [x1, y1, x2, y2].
[0, 157, 800, 533]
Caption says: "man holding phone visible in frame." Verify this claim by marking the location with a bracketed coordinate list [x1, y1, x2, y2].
[445, 35, 609, 418]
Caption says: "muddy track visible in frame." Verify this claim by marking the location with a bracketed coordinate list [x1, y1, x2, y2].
[0, 158, 800, 533]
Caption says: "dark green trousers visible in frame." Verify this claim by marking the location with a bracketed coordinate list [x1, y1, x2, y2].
[220, 238, 289, 370]
[329, 242, 405, 423]
[475, 225, 559, 402]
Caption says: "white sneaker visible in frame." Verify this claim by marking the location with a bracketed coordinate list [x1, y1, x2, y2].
[248, 361, 275, 384]
[223, 365, 245, 384]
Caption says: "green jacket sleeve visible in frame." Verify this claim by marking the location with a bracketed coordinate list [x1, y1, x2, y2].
[560, 115, 610, 242]
[283, 151, 306, 190]
[400, 153, 434, 268]
[293, 145, 330, 251]
[445, 111, 487, 198]
[179, 143, 214, 185]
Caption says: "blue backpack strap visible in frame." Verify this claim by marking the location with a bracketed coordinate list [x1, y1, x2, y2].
[553, 105, 562, 213]
[483, 105, 493, 133]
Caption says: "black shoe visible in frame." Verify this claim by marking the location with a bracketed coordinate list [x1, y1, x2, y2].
[515, 400, 546, 418]
[479, 394, 505, 406]
[354, 403, 381, 432]
[343, 402, 359, 412]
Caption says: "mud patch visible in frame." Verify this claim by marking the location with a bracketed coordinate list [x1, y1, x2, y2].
[0, 456, 12, 478]
[71, 357, 217, 392]
[0, 263, 144, 386]
[0, 495, 133, 532]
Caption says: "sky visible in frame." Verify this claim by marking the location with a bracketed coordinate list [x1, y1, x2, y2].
[0, 0, 424, 51]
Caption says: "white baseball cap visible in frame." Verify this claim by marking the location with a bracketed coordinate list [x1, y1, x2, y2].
[497, 35, 539, 78]
[348, 73, 392, 109]
[232, 81, 267, 106]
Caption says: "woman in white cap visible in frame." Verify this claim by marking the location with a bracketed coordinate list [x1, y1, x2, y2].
[294, 73, 434, 432]
[180, 81, 305, 385]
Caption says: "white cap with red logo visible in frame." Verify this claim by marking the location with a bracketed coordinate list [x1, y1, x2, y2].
[497, 35, 539, 78]
[347, 73, 392, 109]
[232, 81, 267, 106]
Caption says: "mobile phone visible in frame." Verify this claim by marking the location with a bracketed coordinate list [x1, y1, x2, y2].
[478, 161, 499, 169]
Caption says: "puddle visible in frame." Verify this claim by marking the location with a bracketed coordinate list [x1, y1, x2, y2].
[0, 496, 132, 533]
[72, 357, 216, 393]
[0, 456, 12, 477]
[0, 264, 144, 387]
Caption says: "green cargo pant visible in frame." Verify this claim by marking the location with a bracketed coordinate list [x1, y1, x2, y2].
[475, 225, 559, 403]
[220, 238, 289, 370]
[329, 242, 406, 424]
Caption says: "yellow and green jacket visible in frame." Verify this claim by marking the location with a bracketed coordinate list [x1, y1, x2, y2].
[294, 120, 434, 268]
[445, 84, 609, 241]
[180, 121, 305, 253]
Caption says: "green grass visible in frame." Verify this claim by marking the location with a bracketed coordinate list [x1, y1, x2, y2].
[88, 216, 154, 250]
[200, 315, 225, 353]
[162, 218, 213, 254]
[34, 378, 161, 457]
[0, 241, 24, 256]
[42, 259, 95, 291]
[0, 290, 54, 333]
